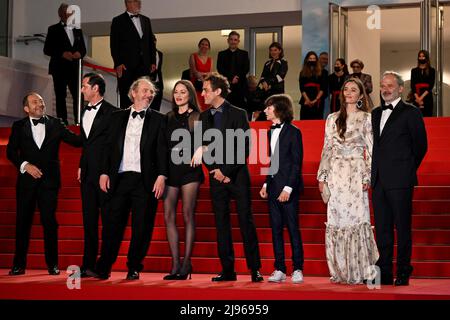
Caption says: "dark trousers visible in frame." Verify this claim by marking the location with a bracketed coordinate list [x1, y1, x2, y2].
[372, 183, 414, 277]
[150, 82, 163, 111]
[14, 184, 59, 268]
[209, 178, 261, 274]
[52, 69, 79, 124]
[80, 178, 108, 270]
[268, 189, 304, 273]
[96, 172, 157, 273]
[118, 64, 150, 109]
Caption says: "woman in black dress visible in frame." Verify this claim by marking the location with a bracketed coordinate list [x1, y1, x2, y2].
[328, 58, 349, 113]
[299, 51, 328, 120]
[162, 80, 204, 280]
[259, 42, 288, 100]
[411, 50, 435, 117]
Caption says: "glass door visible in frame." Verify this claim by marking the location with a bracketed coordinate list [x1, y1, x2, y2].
[329, 3, 348, 70]
[249, 27, 282, 77]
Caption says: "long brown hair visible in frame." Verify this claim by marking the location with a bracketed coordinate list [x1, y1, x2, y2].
[336, 77, 370, 140]
[300, 51, 322, 78]
[417, 49, 432, 76]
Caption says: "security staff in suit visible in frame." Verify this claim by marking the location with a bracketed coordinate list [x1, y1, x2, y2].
[259, 94, 304, 284]
[371, 71, 428, 286]
[110, 0, 156, 109]
[192, 73, 263, 282]
[43, 3, 86, 125]
[95, 78, 167, 280]
[217, 31, 249, 110]
[6, 92, 82, 276]
[149, 35, 164, 111]
[78, 73, 118, 277]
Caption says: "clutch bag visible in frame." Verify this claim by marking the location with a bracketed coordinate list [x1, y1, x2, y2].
[321, 183, 331, 204]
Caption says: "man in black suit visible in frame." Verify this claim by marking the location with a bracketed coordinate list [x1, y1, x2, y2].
[149, 35, 164, 111]
[371, 71, 428, 286]
[192, 72, 263, 282]
[78, 72, 118, 277]
[259, 94, 304, 284]
[217, 31, 249, 110]
[110, 0, 156, 109]
[95, 78, 167, 280]
[6, 92, 82, 276]
[44, 3, 86, 125]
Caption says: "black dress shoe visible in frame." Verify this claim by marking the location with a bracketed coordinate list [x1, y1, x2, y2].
[211, 272, 237, 282]
[80, 268, 98, 278]
[95, 272, 110, 280]
[48, 266, 60, 275]
[126, 270, 140, 280]
[251, 270, 264, 282]
[394, 275, 410, 286]
[380, 276, 394, 285]
[8, 266, 25, 276]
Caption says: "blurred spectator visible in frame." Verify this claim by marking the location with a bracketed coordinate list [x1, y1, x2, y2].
[299, 51, 328, 120]
[410, 50, 435, 117]
[189, 38, 213, 110]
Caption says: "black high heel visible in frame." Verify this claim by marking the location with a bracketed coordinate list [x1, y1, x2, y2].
[163, 272, 179, 280]
[163, 266, 180, 280]
[176, 263, 192, 280]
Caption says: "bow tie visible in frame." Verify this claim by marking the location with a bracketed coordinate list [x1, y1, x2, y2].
[85, 100, 103, 112]
[382, 104, 394, 111]
[132, 110, 146, 119]
[32, 117, 45, 126]
[270, 123, 283, 130]
[129, 14, 139, 19]
[210, 107, 223, 116]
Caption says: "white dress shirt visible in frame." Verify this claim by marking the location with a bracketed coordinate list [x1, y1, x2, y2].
[20, 117, 46, 174]
[128, 12, 143, 38]
[118, 107, 147, 173]
[62, 22, 75, 46]
[380, 97, 401, 134]
[82, 100, 103, 138]
[263, 123, 292, 194]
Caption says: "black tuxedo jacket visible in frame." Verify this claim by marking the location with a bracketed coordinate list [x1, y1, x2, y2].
[199, 101, 250, 183]
[79, 100, 118, 183]
[101, 108, 168, 193]
[6, 116, 82, 189]
[43, 22, 86, 75]
[150, 50, 163, 90]
[266, 123, 303, 197]
[217, 48, 249, 91]
[110, 12, 156, 70]
[371, 100, 428, 189]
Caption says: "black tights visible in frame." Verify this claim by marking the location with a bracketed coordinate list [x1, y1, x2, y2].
[163, 182, 200, 274]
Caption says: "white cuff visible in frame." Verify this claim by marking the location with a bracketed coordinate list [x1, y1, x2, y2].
[283, 186, 293, 194]
[20, 161, 29, 174]
[276, 75, 283, 83]
[263, 183, 267, 189]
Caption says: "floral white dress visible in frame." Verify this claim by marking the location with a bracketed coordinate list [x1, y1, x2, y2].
[317, 111, 379, 284]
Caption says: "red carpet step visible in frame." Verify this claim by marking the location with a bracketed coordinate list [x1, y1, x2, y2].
[0, 119, 450, 278]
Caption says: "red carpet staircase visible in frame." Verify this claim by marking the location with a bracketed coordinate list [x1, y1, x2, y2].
[0, 118, 449, 278]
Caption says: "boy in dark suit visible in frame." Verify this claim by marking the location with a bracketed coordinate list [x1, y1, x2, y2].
[259, 94, 304, 283]
[371, 71, 427, 286]
[6, 92, 82, 276]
